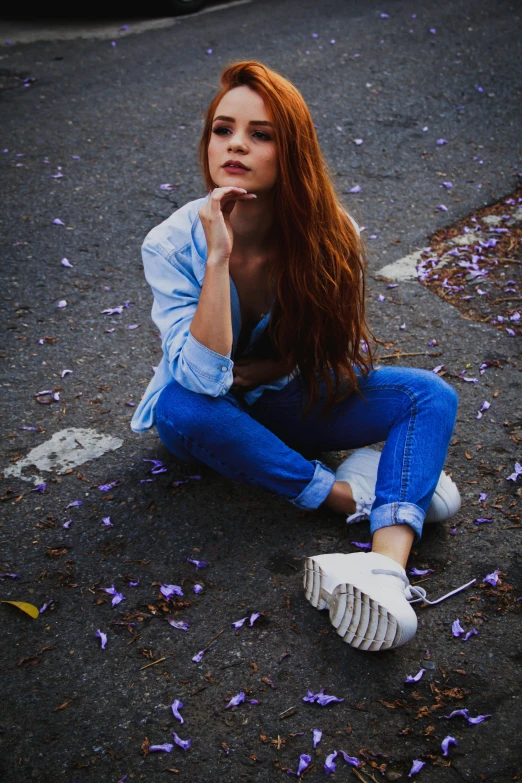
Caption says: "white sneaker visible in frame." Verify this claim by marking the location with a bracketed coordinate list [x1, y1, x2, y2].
[327, 552, 419, 651]
[303, 551, 477, 651]
[335, 448, 461, 525]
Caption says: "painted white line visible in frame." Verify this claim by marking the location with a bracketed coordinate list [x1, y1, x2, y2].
[375, 250, 424, 282]
[4, 427, 123, 486]
[0, 1, 252, 45]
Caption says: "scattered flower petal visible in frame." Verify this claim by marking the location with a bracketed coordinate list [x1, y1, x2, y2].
[409, 760, 426, 777]
[312, 728, 322, 748]
[168, 619, 189, 631]
[193, 584, 203, 594]
[405, 668, 425, 683]
[149, 743, 174, 753]
[96, 629, 108, 649]
[172, 732, 191, 750]
[171, 699, 184, 723]
[161, 584, 183, 600]
[483, 569, 500, 586]
[225, 691, 246, 709]
[441, 736, 458, 756]
[186, 558, 208, 570]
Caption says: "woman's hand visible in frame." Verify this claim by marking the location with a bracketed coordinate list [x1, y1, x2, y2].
[198, 187, 257, 261]
[231, 356, 289, 391]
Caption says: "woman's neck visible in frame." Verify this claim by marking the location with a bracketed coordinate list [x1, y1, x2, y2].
[228, 193, 275, 256]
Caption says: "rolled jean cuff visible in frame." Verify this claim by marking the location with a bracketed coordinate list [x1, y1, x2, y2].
[290, 460, 336, 510]
[370, 501, 425, 543]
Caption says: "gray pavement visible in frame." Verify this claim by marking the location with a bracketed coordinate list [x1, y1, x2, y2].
[1, 1, 521, 781]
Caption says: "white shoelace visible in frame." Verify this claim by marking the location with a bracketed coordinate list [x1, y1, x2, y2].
[346, 499, 373, 525]
[372, 568, 477, 605]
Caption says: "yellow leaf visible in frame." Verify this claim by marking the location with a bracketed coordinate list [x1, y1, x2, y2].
[1, 600, 39, 619]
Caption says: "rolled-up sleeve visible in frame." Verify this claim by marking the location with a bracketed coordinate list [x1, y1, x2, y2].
[142, 239, 234, 397]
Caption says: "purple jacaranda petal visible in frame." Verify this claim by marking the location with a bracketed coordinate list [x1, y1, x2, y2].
[192, 649, 207, 663]
[171, 699, 184, 723]
[249, 612, 261, 626]
[303, 689, 317, 703]
[483, 570, 500, 587]
[233, 616, 248, 630]
[347, 185, 361, 193]
[160, 183, 175, 191]
[172, 732, 191, 750]
[53, 218, 65, 225]
[127, 323, 141, 329]
[506, 462, 522, 482]
[441, 736, 457, 756]
[61, 258, 73, 268]
[505, 328, 515, 336]
[186, 558, 208, 570]
[30, 483, 47, 492]
[467, 714, 492, 724]
[160, 584, 183, 600]
[511, 312, 520, 322]
[168, 619, 189, 631]
[297, 755, 311, 775]
[432, 364, 444, 374]
[429, 27, 436, 33]
[193, 584, 203, 594]
[149, 743, 174, 753]
[437, 138, 448, 145]
[338, 751, 360, 767]
[72, 154, 81, 159]
[473, 518, 493, 526]
[206, 48, 213, 54]
[61, 369, 73, 378]
[380, 12, 389, 18]
[142, 458, 167, 474]
[0, 573, 21, 579]
[377, 294, 386, 302]
[351, 541, 371, 550]
[39, 599, 53, 613]
[66, 500, 83, 508]
[442, 709, 469, 720]
[225, 691, 246, 709]
[463, 629, 478, 641]
[316, 693, 344, 706]
[101, 305, 125, 315]
[99, 585, 126, 607]
[478, 492, 488, 502]
[325, 751, 338, 773]
[56, 300, 67, 308]
[438, 204, 448, 212]
[96, 629, 108, 650]
[98, 480, 119, 491]
[409, 568, 435, 576]
[18, 426, 37, 430]
[409, 760, 425, 777]
[312, 728, 322, 748]
[354, 138, 363, 145]
[53, 392, 60, 402]
[63, 520, 72, 529]
[400, 323, 407, 329]
[441, 181, 453, 188]
[452, 619, 466, 637]
[249, 698, 259, 705]
[480, 401, 491, 412]
[102, 516, 113, 527]
[129, 578, 140, 587]
[405, 668, 426, 683]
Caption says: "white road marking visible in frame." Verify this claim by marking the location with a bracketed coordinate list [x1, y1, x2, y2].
[4, 427, 123, 486]
[375, 250, 425, 281]
[0, 1, 252, 45]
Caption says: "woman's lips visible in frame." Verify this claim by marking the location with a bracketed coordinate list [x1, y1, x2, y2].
[223, 164, 249, 173]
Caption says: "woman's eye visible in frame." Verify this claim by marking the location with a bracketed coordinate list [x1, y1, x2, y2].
[212, 126, 271, 141]
[212, 126, 230, 135]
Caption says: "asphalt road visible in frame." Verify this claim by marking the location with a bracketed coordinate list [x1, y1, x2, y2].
[1, 1, 521, 781]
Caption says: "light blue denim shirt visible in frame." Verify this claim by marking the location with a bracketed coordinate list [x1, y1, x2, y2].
[130, 194, 299, 433]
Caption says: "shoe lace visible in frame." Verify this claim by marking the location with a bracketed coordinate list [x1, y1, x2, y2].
[346, 499, 373, 525]
[372, 569, 477, 605]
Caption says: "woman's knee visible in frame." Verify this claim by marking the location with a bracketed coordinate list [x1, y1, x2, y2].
[156, 379, 212, 430]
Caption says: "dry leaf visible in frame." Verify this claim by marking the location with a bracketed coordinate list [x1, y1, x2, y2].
[1, 601, 39, 619]
[54, 700, 71, 712]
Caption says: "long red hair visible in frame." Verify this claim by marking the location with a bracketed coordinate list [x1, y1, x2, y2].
[199, 61, 374, 420]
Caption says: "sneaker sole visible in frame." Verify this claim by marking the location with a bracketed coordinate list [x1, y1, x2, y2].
[329, 584, 402, 651]
[303, 557, 331, 610]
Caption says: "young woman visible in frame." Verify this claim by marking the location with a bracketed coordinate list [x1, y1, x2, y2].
[131, 61, 462, 652]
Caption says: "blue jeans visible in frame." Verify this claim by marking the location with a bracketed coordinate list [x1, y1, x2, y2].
[155, 366, 458, 541]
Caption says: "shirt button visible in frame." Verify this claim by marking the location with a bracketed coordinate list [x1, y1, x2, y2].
[220, 366, 227, 372]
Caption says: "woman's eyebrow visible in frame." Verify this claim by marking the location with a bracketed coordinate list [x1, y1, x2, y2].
[213, 115, 273, 127]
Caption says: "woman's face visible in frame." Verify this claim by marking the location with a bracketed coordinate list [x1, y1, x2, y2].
[208, 85, 278, 194]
